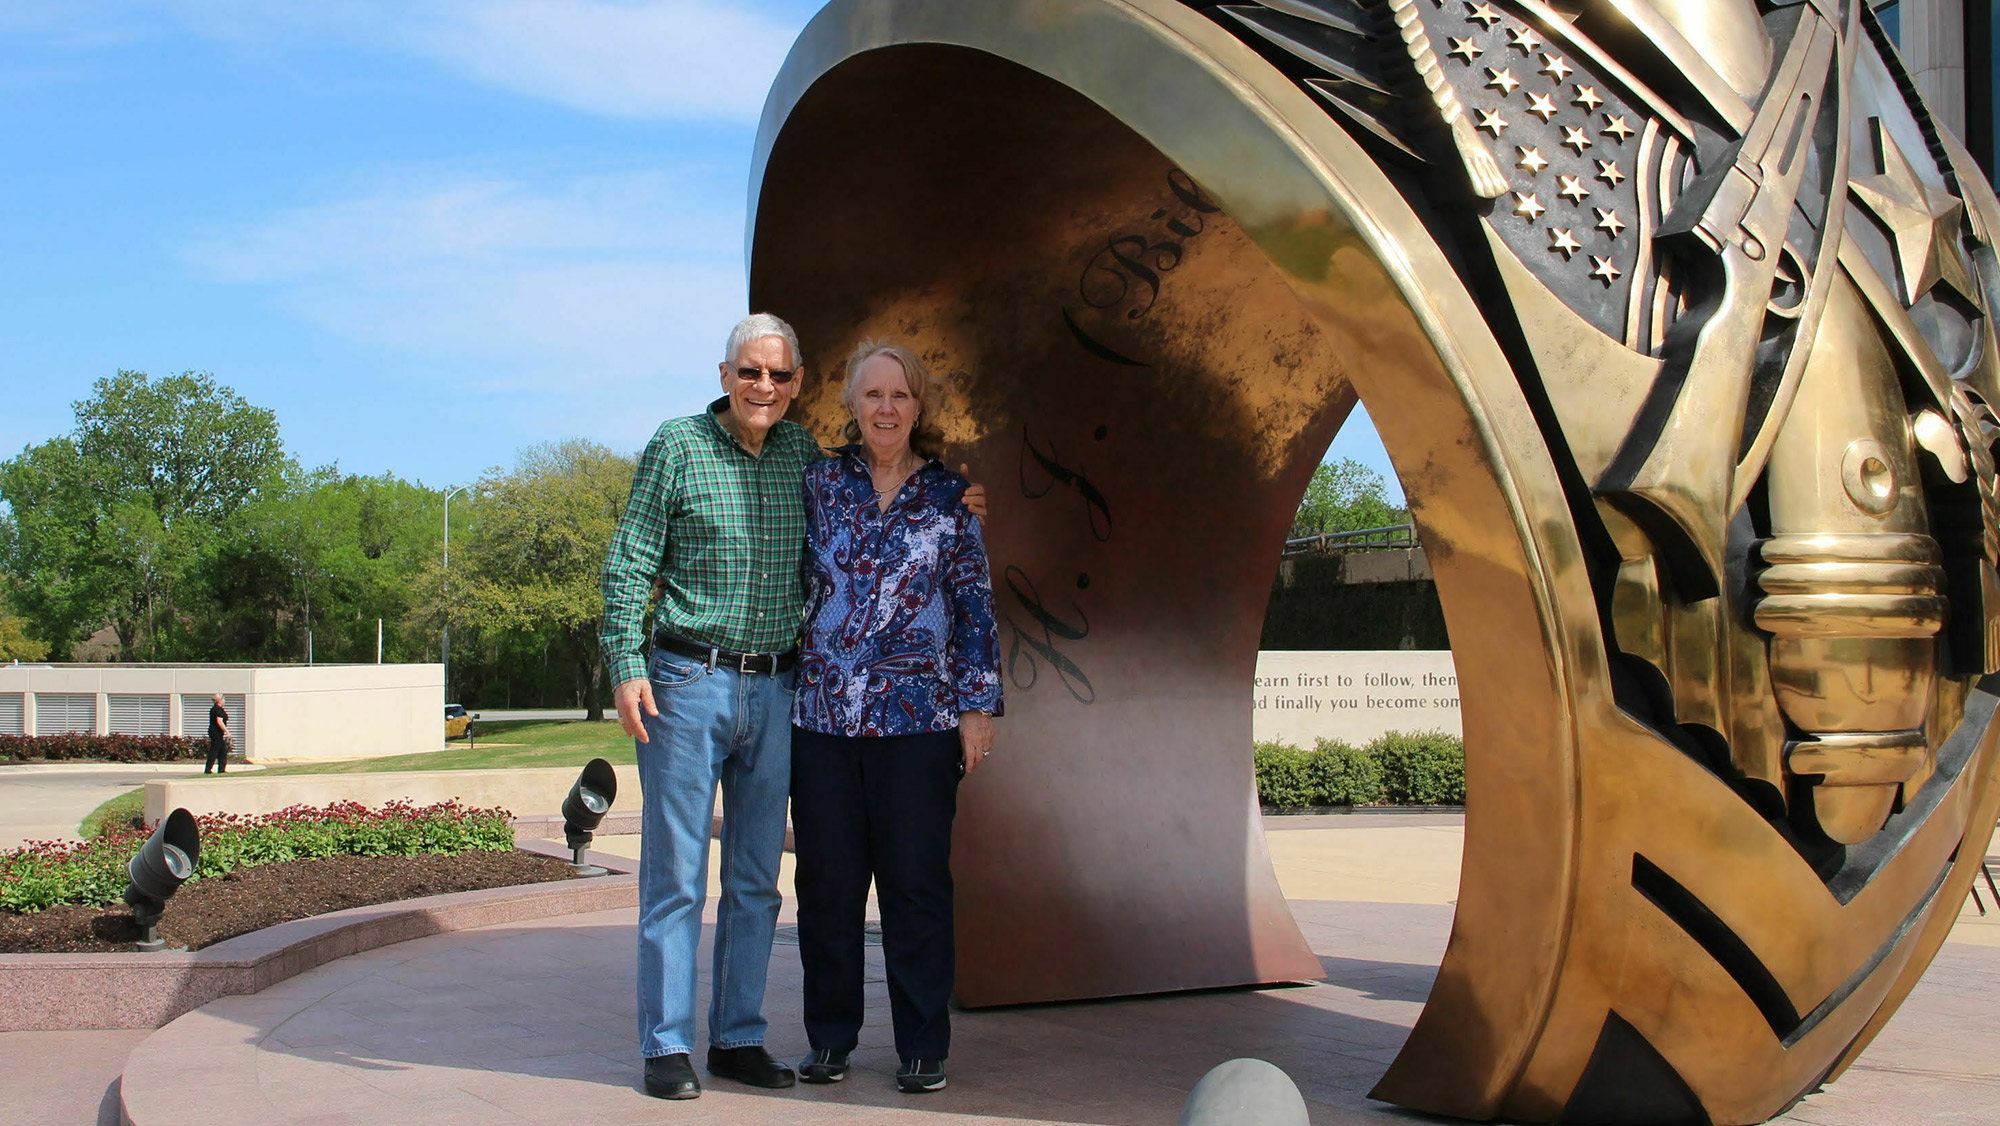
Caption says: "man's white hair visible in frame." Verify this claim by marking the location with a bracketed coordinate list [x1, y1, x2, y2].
[724, 313, 802, 369]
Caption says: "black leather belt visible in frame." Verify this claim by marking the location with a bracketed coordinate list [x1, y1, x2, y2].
[652, 629, 798, 674]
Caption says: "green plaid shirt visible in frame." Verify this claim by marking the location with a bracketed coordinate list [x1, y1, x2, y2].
[600, 398, 822, 686]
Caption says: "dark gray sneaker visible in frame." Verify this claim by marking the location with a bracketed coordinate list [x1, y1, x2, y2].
[798, 1048, 850, 1084]
[896, 1058, 947, 1093]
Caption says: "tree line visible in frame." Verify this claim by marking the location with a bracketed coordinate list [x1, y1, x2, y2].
[0, 372, 629, 719]
[0, 372, 1408, 717]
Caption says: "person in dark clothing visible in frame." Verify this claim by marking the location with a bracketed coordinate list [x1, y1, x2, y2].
[204, 694, 230, 774]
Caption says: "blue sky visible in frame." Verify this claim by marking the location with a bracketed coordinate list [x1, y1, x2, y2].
[0, 0, 1401, 501]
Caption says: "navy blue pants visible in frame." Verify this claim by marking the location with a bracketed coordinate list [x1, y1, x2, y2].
[790, 725, 960, 1060]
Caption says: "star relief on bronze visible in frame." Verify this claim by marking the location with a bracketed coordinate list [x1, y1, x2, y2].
[1847, 116, 1975, 304]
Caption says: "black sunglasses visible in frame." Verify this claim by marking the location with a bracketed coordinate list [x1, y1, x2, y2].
[734, 367, 797, 384]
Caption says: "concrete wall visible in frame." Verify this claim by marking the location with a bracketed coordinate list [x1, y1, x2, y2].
[1274, 547, 1432, 588]
[244, 665, 442, 762]
[1253, 650, 1461, 746]
[143, 764, 643, 825]
[0, 664, 443, 762]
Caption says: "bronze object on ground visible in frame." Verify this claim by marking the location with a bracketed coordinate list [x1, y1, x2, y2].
[749, 1, 2000, 1121]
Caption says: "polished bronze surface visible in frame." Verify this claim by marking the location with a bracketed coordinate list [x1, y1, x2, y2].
[749, 1, 2000, 1122]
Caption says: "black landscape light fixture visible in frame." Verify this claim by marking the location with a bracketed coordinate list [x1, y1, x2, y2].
[125, 808, 201, 953]
[562, 758, 618, 876]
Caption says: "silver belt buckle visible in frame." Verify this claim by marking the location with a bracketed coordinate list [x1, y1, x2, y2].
[737, 651, 760, 674]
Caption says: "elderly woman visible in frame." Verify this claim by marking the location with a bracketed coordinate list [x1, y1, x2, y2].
[204, 694, 230, 774]
[790, 340, 1002, 1094]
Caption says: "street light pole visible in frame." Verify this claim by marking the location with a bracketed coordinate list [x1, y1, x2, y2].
[443, 484, 468, 699]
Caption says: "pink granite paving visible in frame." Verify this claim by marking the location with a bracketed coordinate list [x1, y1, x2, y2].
[0, 1028, 148, 1126]
[115, 900, 1441, 1126]
[107, 894, 2000, 1126]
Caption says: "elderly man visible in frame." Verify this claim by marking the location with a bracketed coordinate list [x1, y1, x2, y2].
[601, 313, 983, 1100]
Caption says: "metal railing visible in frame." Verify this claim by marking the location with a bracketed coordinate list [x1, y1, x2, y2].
[1282, 523, 1417, 558]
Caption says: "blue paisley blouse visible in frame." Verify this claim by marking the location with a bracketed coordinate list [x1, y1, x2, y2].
[792, 447, 1004, 737]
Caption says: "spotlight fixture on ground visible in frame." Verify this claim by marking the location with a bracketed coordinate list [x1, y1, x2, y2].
[125, 808, 201, 952]
[562, 758, 617, 876]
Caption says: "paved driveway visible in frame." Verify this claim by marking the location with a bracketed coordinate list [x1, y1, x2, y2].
[0, 763, 262, 849]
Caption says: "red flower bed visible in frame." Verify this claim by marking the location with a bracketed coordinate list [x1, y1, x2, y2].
[1, 799, 515, 913]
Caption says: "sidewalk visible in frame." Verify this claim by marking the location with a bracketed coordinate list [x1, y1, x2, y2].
[10, 815, 2000, 1125]
[0, 762, 265, 850]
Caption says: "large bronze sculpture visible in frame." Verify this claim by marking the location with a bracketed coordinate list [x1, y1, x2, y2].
[748, 1, 2000, 1122]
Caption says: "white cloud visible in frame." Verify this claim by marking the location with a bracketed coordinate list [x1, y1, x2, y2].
[0, 0, 170, 54]
[180, 169, 752, 423]
[402, 1, 801, 121]
[3, 1, 809, 120]
[167, 0, 805, 121]
[186, 171, 737, 283]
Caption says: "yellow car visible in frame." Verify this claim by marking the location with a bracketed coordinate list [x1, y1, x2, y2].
[444, 704, 478, 740]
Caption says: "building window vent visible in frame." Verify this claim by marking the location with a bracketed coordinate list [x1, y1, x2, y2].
[34, 693, 96, 736]
[0, 694, 22, 737]
[108, 694, 171, 736]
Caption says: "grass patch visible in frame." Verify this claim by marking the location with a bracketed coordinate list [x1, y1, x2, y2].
[256, 720, 634, 776]
[79, 788, 146, 839]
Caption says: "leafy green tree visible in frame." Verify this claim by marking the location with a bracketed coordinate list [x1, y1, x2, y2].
[1289, 458, 1407, 539]
[0, 541, 45, 661]
[0, 615, 42, 662]
[200, 470, 446, 665]
[73, 370, 282, 523]
[445, 440, 634, 720]
[0, 372, 285, 659]
[0, 437, 130, 656]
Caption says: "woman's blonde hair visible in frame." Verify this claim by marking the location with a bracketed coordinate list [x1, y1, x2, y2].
[840, 339, 946, 459]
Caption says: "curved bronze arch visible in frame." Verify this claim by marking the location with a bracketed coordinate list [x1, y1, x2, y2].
[748, 2, 2000, 1122]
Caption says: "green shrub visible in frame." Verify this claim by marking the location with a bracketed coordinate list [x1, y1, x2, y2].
[1369, 730, 1466, 805]
[0, 800, 516, 914]
[1254, 740, 1317, 809]
[1307, 738, 1384, 806]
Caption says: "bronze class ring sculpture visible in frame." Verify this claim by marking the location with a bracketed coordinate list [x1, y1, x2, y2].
[749, 1, 2000, 1121]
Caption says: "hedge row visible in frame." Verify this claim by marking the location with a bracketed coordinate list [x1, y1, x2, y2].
[1255, 730, 1465, 808]
[0, 734, 206, 763]
[0, 800, 516, 914]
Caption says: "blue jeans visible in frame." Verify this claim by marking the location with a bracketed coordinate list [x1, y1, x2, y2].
[634, 649, 794, 1058]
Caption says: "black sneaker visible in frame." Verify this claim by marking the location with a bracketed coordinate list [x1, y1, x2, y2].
[896, 1058, 947, 1093]
[798, 1048, 850, 1084]
[707, 1044, 796, 1089]
[644, 1053, 701, 1099]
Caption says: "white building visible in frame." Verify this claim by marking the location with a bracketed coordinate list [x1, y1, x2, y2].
[0, 664, 444, 762]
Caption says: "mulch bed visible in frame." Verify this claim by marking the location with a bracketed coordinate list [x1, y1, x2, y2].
[0, 850, 578, 954]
